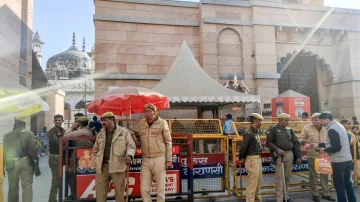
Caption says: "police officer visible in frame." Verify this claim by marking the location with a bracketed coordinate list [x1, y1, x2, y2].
[92, 112, 136, 202]
[47, 114, 66, 202]
[4, 117, 39, 202]
[64, 112, 85, 199]
[298, 113, 335, 202]
[239, 113, 264, 202]
[266, 113, 302, 202]
[65, 116, 94, 199]
[134, 104, 172, 202]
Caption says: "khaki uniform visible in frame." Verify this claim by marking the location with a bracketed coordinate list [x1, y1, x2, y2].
[298, 124, 330, 197]
[134, 117, 172, 202]
[266, 124, 301, 202]
[3, 129, 38, 202]
[92, 126, 136, 202]
[65, 126, 94, 198]
[47, 126, 65, 202]
[239, 127, 262, 202]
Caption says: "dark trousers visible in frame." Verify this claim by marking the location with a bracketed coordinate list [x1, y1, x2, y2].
[331, 161, 356, 202]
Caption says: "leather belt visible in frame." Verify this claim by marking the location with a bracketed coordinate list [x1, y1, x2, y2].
[247, 155, 261, 158]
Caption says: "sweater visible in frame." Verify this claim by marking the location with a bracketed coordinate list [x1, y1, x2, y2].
[325, 120, 352, 163]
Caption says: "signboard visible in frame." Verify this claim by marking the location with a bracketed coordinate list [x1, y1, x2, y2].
[180, 153, 225, 179]
[76, 171, 180, 199]
[76, 146, 181, 199]
[294, 98, 305, 106]
[271, 94, 310, 119]
[236, 140, 308, 176]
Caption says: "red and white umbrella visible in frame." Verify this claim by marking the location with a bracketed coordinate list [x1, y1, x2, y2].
[87, 87, 169, 116]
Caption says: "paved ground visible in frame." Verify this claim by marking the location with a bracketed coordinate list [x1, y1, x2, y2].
[3, 156, 360, 202]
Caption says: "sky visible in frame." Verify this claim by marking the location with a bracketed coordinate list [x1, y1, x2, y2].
[33, 0, 360, 68]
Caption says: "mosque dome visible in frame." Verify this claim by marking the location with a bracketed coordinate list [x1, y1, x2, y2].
[46, 32, 91, 80]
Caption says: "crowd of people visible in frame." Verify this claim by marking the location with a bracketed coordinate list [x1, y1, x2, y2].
[4, 106, 360, 202]
[3, 104, 172, 202]
[239, 112, 358, 202]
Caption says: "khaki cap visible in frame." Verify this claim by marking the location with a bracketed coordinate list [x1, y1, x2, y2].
[278, 113, 290, 119]
[250, 113, 264, 120]
[310, 113, 321, 119]
[144, 103, 157, 112]
[101, 112, 115, 118]
[77, 117, 89, 122]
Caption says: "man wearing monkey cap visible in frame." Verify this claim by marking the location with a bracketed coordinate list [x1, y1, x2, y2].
[133, 104, 172, 202]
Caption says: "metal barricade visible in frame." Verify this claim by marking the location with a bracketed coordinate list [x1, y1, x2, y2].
[230, 121, 335, 198]
[169, 119, 231, 201]
[58, 136, 96, 202]
[58, 133, 194, 202]
[232, 136, 312, 197]
[118, 118, 224, 154]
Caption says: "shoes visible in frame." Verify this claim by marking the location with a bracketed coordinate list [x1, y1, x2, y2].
[313, 196, 320, 202]
[322, 196, 336, 201]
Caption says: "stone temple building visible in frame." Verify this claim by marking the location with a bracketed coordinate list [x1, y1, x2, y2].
[45, 33, 95, 124]
[93, 0, 360, 119]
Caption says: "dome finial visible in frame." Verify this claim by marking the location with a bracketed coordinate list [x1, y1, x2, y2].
[72, 32, 76, 47]
[67, 32, 79, 51]
[82, 37, 86, 52]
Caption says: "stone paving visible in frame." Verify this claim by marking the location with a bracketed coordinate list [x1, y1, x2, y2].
[3, 156, 360, 201]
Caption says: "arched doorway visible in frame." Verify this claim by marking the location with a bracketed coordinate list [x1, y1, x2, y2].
[277, 50, 334, 114]
[217, 27, 243, 79]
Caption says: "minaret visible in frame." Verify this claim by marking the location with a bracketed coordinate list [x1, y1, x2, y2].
[32, 31, 44, 65]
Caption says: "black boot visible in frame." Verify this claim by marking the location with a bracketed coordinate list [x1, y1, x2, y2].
[313, 196, 320, 202]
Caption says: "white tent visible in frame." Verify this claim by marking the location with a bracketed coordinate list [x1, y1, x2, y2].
[153, 41, 261, 105]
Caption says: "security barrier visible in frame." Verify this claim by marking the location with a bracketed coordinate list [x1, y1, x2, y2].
[231, 121, 360, 193]
[169, 119, 231, 201]
[58, 133, 194, 202]
[58, 136, 96, 202]
[231, 121, 331, 198]
[117, 118, 224, 154]
[232, 136, 312, 197]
